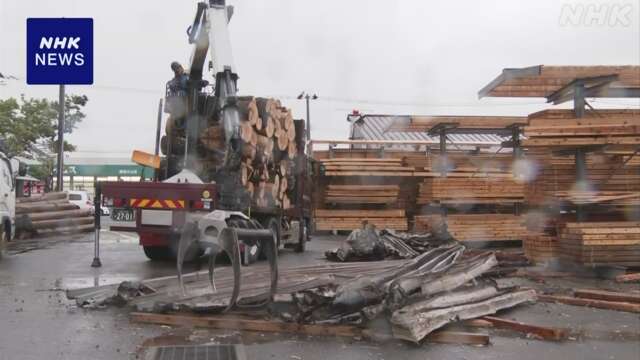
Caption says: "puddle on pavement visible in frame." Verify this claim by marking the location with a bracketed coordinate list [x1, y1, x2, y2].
[57, 275, 141, 289]
[137, 325, 317, 357]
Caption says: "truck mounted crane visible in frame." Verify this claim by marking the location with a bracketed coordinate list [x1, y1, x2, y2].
[102, 0, 312, 309]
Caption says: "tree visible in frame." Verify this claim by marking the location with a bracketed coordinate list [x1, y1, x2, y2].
[0, 94, 87, 156]
[0, 94, 88, 184]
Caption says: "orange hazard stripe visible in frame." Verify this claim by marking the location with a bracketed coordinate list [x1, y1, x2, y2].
[129, 198, 185, 209]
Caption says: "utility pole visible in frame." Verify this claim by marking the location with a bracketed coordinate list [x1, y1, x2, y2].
[297, 92, 318, 151]
[56, 84, 65, 191]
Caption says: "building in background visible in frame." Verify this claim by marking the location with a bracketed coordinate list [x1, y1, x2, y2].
[56, 157, 154, 196]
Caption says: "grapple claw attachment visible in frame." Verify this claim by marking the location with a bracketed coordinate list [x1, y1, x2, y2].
[176, 221, 200, 295]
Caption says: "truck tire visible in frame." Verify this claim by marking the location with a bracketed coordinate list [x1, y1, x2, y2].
[143, 246, 172, 261]
[266, 218, 281, 249]
[0, 220, 11, 258]
[295, 219, 308, 253]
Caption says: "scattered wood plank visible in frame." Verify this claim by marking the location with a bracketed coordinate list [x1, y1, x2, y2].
[616, 273, 640, 283]
[481, 316, 569, 341]
[574, 289, 640, 304]
[537, 294, 640, 313]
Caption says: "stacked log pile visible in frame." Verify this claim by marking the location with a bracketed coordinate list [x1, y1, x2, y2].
[415, 214, 527, 242]
[558, 222, 640, 267]
[163, 97, 302, 209]
[315, 209, 408, 231]
[15, 192, 94, 237]
[418, 177, 525, 205]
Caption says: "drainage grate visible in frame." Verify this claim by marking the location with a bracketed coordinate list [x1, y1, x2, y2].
[146, 344, 246, 360]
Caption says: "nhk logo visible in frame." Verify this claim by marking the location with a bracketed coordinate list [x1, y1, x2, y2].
[27, 18, 93, 85]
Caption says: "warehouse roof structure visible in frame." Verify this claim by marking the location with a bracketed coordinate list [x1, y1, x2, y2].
[345, 113, 515, 151]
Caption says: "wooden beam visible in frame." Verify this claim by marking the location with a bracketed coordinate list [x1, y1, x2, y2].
[481, 316, 569, 341]
[131, 312, 363, 338]
[131, 312, 489, 345]
[537, 294, 640, 313]
[616, 273, 640, 283]
[574, 289, 640, 304]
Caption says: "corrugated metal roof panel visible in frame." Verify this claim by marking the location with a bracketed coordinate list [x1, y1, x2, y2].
[347, 115, 509, 150]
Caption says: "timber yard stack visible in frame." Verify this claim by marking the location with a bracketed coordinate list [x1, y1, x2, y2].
[476, 65, 640, 266]
[520, 110, 640, 265]
[163, 97, 303, 209]
[558, 222, 640, 267]
[15, 192, 93, 237]
[417, 176, 525, 206]
[315, 157, 411, 231]
[315, 209, 408, 231]
[414, 214, 527, 242]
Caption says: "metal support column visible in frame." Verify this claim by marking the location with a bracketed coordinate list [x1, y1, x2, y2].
[511, 125, 522, 159]
[91, 182, 102, 267]
[575, 148, 588, 222]
[439, 128, 447, 177]
[56, 85, 65, 191]
[574, 84, 587, 221]
[154, 98, 163, 156]
[154, 98, 163, 181]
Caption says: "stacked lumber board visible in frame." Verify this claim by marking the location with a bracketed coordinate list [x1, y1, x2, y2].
[525, 148, 640, 206]
[324, 185, 399, 204]
[558, 222, 640, 267]
[522, 109, 640, 147]
[417, 177, 525, 205]
[523, 232, 559, 263]
[415, 214, 526, 242]
[320, 158, 416, 177]
[15, 192, 93, 237]
[163, 96, 303, 209]
[314, 209, 408, 231]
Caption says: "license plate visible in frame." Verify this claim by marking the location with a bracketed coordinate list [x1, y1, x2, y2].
[111, 208, 135, 222]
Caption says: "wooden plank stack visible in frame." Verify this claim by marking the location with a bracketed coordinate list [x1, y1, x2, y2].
[324, 185, 399, 205]
[523, 232, 559, 263]
[522, 109, 640, 148]
[15, 192, 94, 237]
[314, 209, 408, 231]
[558, 222, 640, 267]
[415, 214, 526, 242]
[163, 96, 303, 209]
[418, 177, 525, 205]
[525, 148, 640, 206]
[320, 158, 416, 177]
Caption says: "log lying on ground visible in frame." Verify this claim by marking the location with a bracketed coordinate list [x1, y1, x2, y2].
[16, 191, 67, 203]
[24, 209, 91, 222]
[31, 216, 94, 230]
[15, 192, 95, 238]
[16, 201, 78, 214]
[35, 223, 94, 236]
[391, 289, 537, 343]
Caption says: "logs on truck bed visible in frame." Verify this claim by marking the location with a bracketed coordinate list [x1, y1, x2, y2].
[164, 96, 301, 211]
[15, 192, 94, 238]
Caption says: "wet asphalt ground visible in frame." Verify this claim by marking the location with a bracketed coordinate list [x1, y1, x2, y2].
[1, 225, 639, 360]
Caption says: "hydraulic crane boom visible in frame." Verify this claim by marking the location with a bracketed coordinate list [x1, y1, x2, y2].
[184, 0, 241, 170]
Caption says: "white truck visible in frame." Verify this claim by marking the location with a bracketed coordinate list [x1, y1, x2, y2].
[0, 151, 19, 257]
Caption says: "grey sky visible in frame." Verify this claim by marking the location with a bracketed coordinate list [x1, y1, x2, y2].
[1, 0, 639, 157]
